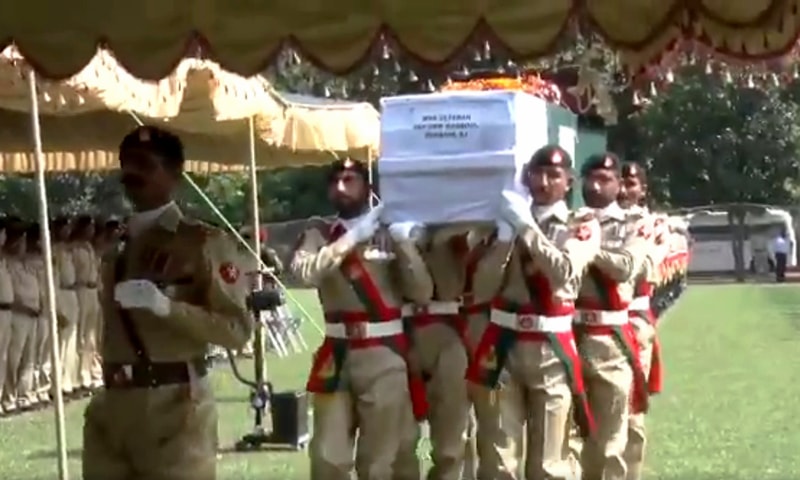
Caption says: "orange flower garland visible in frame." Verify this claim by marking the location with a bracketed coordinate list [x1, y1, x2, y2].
[441, 75, 563, 105]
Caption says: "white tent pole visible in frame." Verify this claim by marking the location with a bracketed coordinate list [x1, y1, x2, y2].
[26, 69, 69, 480]
[247, 116, 263, 288]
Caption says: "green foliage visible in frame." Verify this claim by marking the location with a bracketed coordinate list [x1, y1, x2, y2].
[622, 67, 800, 208]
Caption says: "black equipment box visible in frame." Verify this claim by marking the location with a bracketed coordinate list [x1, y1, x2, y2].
[270, 390, 310, 449]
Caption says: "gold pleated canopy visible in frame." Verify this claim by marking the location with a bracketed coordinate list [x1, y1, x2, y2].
[0, 0, 797, 80]
[0, 47, 380, 173]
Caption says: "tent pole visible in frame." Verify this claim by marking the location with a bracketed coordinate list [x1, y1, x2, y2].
[245, 115, 268, 390]
[26, 69, 70, 480]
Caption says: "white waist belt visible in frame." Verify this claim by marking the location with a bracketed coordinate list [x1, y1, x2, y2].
[402, 301, 461, 317]
[576, 310, 629, 326]
[490, 309, 573, 333]
[325, 319, 404, 340]
[628, 296, 651, 311]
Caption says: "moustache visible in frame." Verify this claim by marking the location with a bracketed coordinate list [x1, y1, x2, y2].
[120, 174, 145, 188]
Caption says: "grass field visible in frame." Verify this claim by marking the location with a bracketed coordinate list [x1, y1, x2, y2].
[1, 285, 799, 480]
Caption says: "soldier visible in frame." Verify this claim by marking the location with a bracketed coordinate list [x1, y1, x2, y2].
[51, 216, 80, 395]
[0, 218, 14, 414]
[574, 153, 654, 480]
[72, 215, 102, 391]
[458, 224, 499, 480]
[4, 221, 41, 411]
[618, 162, 669, 480]
[291, 158, 432, 480]
[82, 125, 252, 480]
[396, 222, 479, 480]
[25, 223, 52, 404]
[464, 145, 601, 479]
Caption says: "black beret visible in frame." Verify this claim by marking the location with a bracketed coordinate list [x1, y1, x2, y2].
[6, 219, 28, 242]
[327, 158, 369, 183]
[26, 223, 41, 241]
[621, 162, 646, 181]
[74, 215, 94, 229]
[581, 152, 621, 177]
[529, 144, 572, 169]
[119, 125, 185, 171]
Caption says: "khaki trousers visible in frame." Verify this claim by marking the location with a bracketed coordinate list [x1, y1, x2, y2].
[83, 376, 218, 480]
[624, 318, 656, 480]
[77, 287, 102, 388]
[0, 310, 13, 409]
[57, 289, 79, 393]
[579, 334, 634, 480]
[3, 312, 37, 409]
[310, 347, 419, 480]
[395, 322, 470, 480]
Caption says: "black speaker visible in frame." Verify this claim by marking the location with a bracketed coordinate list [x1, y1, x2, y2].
[270, 390, 310, 449]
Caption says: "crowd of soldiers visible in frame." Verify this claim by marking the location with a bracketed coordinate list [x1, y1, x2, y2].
[0, 215, 123, 415]
[292, 150, 689, 480]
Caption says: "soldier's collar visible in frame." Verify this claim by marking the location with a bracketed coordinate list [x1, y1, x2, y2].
[128, 201, 180, 237]
[596, 202, 626, 221]
[626, 204, 648, 216]
[533, 201, 569, 223]
[157, 202, 183, 232]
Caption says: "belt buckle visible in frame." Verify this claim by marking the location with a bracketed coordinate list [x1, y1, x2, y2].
[517, 314, 536, 331]
[344, 322, 367, 340]
[112, 365, 133, 386]
[583, 312, 601, 325]
[411, 304, 429, 316]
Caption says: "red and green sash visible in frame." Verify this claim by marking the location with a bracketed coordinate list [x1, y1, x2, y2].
[578, 267, 649, 413]
[465, 243, 595, 437]
[306, 223, 429, 420]
[630, 279, 663, 394]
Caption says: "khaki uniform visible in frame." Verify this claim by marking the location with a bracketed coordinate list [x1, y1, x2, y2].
[398, 226, 484, 480]
[292, 218, 433, 480]
[53, 242, 80, 393]
[82, 204, 252, 480]
[574, 204, 652, 480]
[4, 255, 42, 410]
[0, 255, 14, 413]
[466, 204, 600, 480]
[73, 240, 103, 389]
[93, 248, 105, 384]
[464, 227, 515, 480]
[26, 253, 52, 402]
[623, 209, 668, 480]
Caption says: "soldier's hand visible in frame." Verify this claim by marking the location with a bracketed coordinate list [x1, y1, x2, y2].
[388, 221, 425, 242]
[114, 279, 171, 317]
[343, 206, 383, 245]
[499, 191, 535, 230]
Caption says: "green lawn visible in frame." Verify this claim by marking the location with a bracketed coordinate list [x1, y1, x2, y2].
[1, 285, 798, 480]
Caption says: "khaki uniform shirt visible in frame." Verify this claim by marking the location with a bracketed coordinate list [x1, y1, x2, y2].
[100, 203, 253, 363]
[290, 215, 433, 313]
[8, 256, 41, 313]
[0, 255, 14, 306]
[578, 202, 652, 308]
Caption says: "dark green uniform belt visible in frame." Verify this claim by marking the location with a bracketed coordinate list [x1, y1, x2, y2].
[103, 357, 208, 389]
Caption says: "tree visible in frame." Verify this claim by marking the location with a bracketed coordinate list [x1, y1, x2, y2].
[626, 67, 800, 281]
[628, 67, 800, 208]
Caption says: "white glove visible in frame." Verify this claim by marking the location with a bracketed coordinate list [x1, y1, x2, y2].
[114, 279, 171, 317]
[500, 191, 535, 230]
[496, 220, 515, 242]
[342, 204, 384, 245]
[388, 221, 424, 242]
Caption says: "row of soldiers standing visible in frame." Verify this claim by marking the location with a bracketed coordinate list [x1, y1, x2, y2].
[0, 216, 123, 415]
[292, 150, 689, 480]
